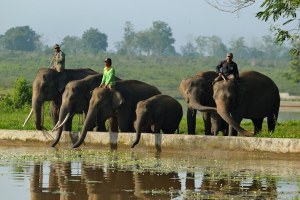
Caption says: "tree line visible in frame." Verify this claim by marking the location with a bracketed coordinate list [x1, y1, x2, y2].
[0, 21, 299, 83]
[0, 22, 291, 58]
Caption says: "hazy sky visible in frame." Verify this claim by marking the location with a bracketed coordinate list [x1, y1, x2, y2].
[0, 0, 271, 51]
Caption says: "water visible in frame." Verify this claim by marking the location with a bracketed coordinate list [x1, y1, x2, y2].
[278, 111, 300, 122]
[0, 145, 299, 199]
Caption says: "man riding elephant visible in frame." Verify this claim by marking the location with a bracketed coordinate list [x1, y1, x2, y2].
[51, 44, 65, 72]
[213, 52, 239, 84]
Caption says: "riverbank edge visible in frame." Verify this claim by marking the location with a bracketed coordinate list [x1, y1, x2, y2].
[0, 130, 299, 153]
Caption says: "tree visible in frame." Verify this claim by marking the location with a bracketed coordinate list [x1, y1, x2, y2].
[228, 37, 249, 59]
[180, 42, 199, 57]
[148, 21, 176, 56]
[117, 21, 137, 56]
[207, 0, 255, 13]
[61, 36, 82, 54]
[256, 0, 300, 44]
[134, 30, 153, 56]
[1, 26, 41, 51]
[207, 0, 300, 80]
[285, 40, 300, 83]
[207, 0, 300, 44]
[207, 35, 227, 57]
[195, 36, 209, 56]
[81, 28, 108, 53]
[260, 35, 283, 60]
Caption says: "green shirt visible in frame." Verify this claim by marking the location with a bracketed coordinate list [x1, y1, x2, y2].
[101, 67, 116, 87]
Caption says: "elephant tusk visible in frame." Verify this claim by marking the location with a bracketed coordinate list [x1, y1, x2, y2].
[51, 120, 61, 132]
[221, 75, 227, 81]
[54, 113, 70, 131]
[23, 109, 33, 127]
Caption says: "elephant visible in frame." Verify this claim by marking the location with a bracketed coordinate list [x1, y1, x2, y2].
[72, 80, 162, 148]
[210, 111, 228, 136]
[179, 71, 227, 135]
[25, 68, 98, 130]
[199, 71, 280, 136]
[131, 94, 183, 148]
[51, 73, 122, 147]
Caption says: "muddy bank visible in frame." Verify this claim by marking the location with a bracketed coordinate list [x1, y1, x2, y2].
[0, 130, 299, 153]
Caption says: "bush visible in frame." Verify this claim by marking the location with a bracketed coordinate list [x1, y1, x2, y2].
[0, 94, 14, 111]
[12, 77, 32, 109]
[0, 77, 32, 109]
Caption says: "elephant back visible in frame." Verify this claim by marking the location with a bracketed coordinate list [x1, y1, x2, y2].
[63, 68, 98, 80]
[196, 71, 219, 82]
[240, 71, 279, 95]
[115, 80, 161, 101]
[239, 71, 280, 115]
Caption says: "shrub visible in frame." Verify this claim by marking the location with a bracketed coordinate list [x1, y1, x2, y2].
[12, 77, 32, 109]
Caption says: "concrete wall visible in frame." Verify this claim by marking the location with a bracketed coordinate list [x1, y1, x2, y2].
[0, 129, 299, 153]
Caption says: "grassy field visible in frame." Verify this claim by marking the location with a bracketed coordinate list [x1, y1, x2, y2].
[0, 50, 299, 138]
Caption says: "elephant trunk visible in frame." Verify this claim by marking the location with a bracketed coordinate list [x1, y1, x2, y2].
[131, 116, 145, 148]
[73, 108, 97, 148]
[51, 111, 70, 147]
[32, 96, 43, 130]
[131, 113, 150, 148]
[131, 131, 141, 148]
[216, 105, 253, 137]
[189, 99, 216, 112]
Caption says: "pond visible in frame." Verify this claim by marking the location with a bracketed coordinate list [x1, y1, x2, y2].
[0, 144, 299, 199]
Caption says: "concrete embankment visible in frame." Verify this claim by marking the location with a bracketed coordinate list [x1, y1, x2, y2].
[0, 129, 299, 153]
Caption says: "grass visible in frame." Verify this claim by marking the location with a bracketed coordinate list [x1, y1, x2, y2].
[0, 103, 299, 138]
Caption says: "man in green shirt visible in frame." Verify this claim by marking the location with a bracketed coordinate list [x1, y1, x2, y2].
[99, 58, 116, 89]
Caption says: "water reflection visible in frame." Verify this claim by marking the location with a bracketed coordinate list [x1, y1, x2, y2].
[27, 161, 299, 199]
[0, 147, 299, 199]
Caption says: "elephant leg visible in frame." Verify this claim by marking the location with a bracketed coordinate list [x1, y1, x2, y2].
[251, 118, 263, 134]
[228, 126, 238, 136]
[267, 114, 277, 132]
[187, 107, 196, 135]
[117, 112, 135, 132]
[202, 112, 212, 135]
[94, 118, 107, 132]
[50, 101, 60, 128]
[229, 114, 242, 136]
[108, 117, 118, 132]
[153, 124, 162, 152]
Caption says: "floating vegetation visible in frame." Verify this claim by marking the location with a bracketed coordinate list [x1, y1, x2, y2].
[0, 148, 200, 174]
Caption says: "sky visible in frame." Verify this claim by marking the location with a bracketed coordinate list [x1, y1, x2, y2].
[0, 0, 272, 52]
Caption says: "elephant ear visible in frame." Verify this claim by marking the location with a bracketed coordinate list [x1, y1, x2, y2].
[237, 83, 247, 105]
[111, 90, 124, 110]
[57, 72, 68, 93]
[152, 102, 162, 118]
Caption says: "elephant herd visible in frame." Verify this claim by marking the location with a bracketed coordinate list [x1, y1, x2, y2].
[23, 67, 280, 149]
